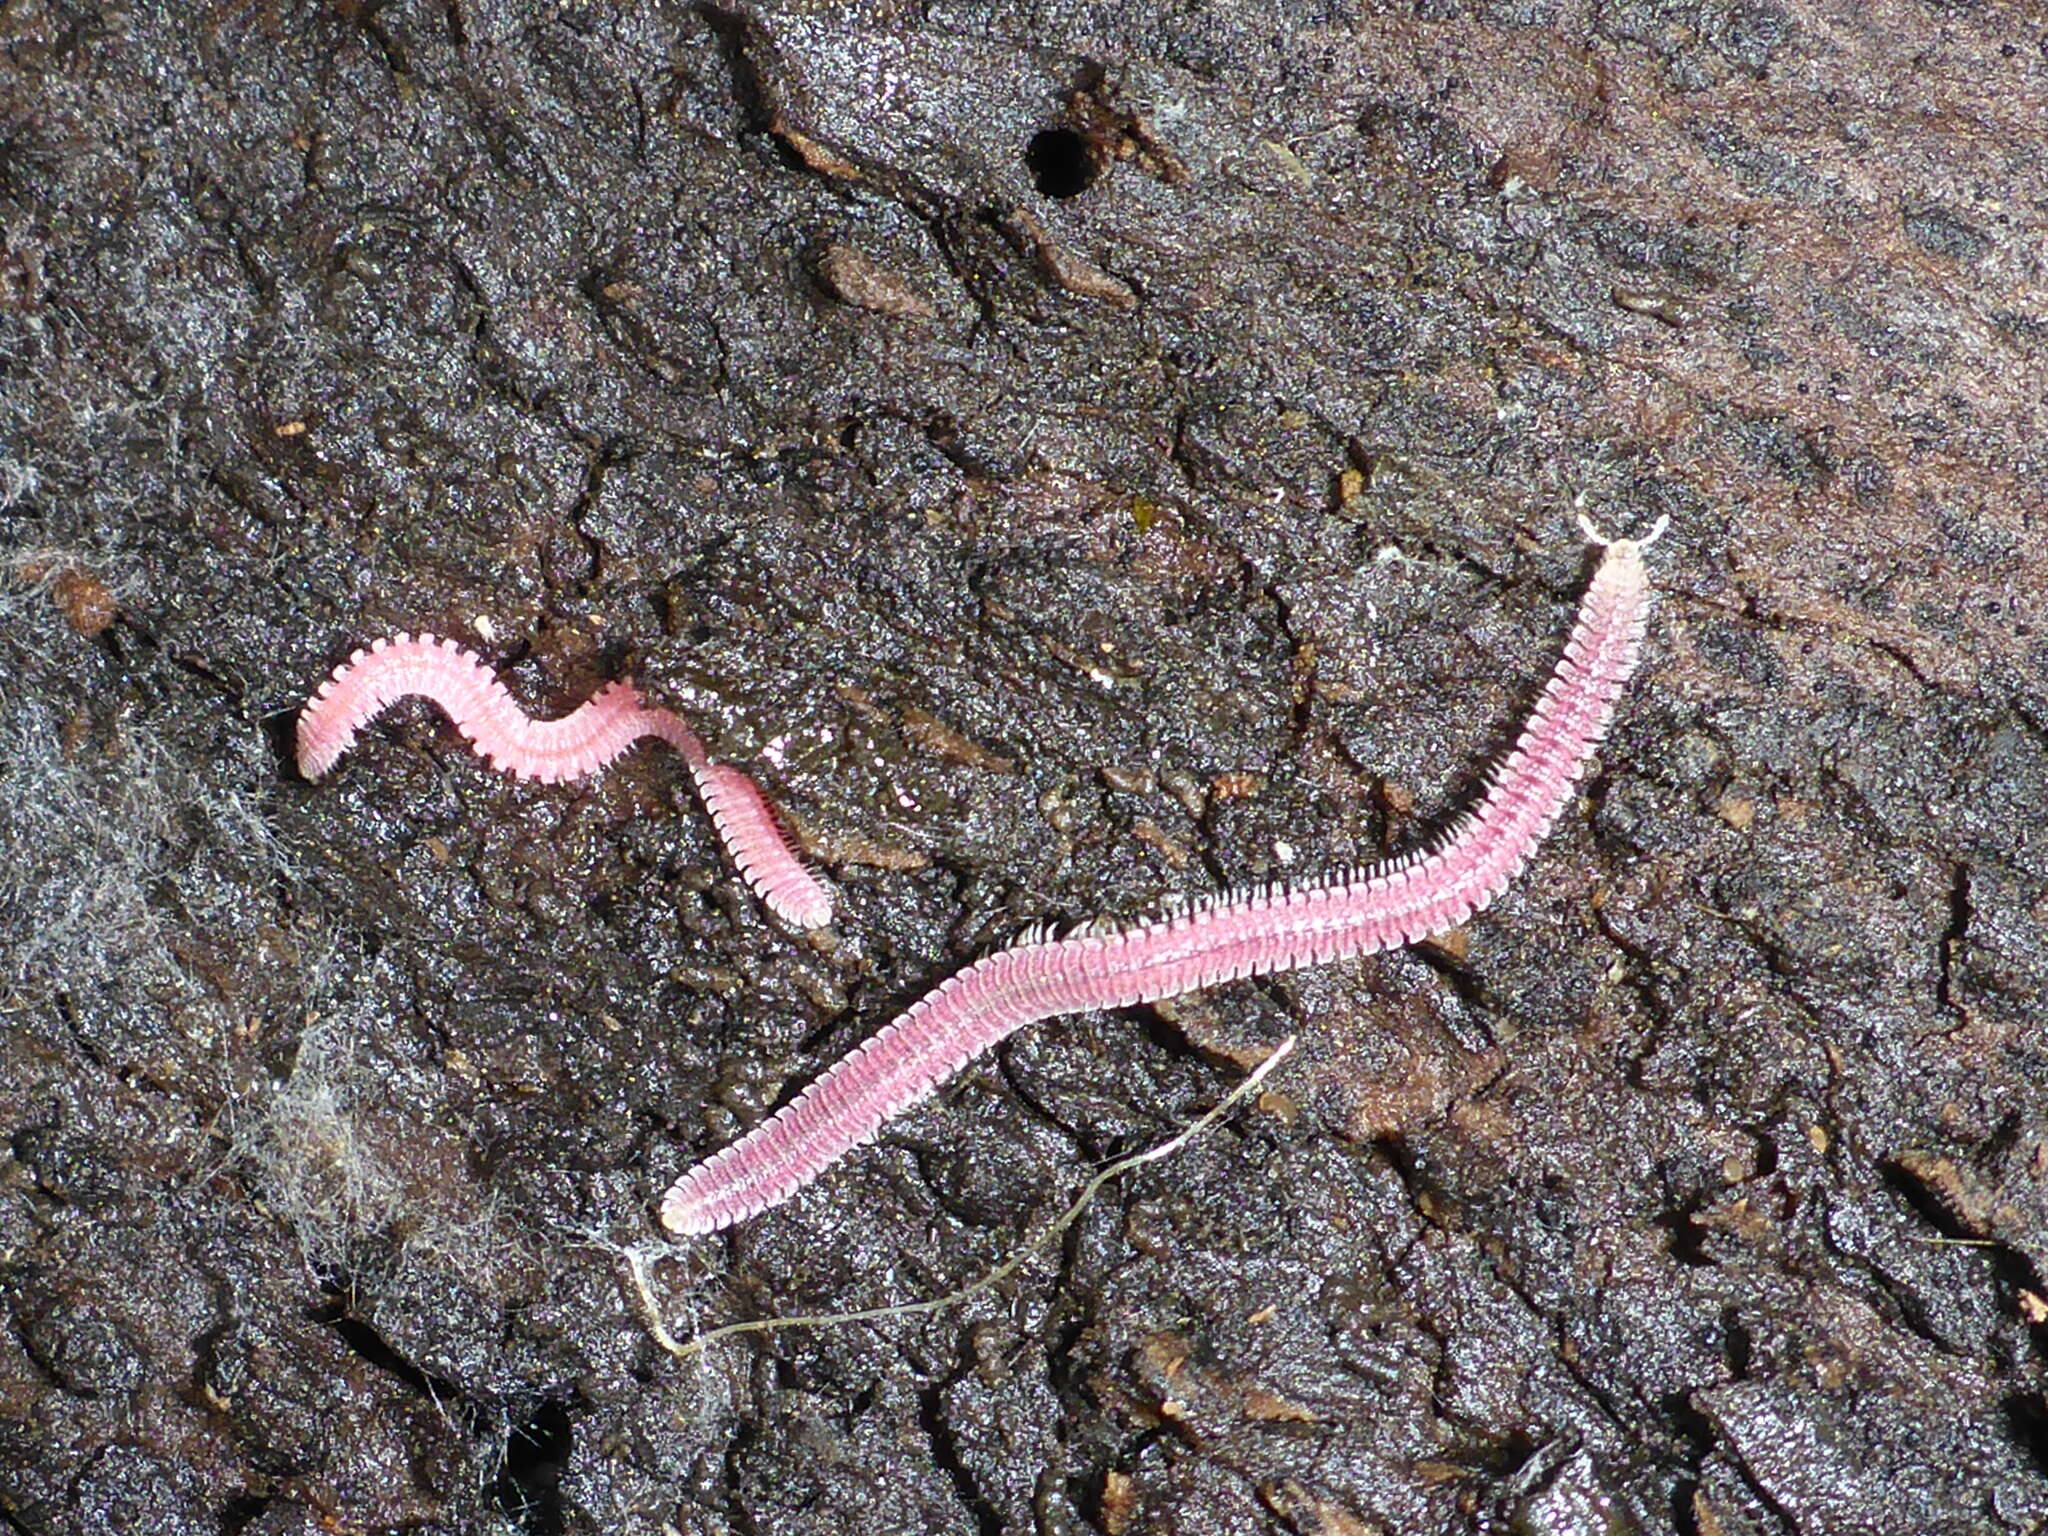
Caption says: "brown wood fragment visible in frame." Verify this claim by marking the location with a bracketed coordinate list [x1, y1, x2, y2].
[1612, 285, 1699, 327]
[1208, 770, 1264, 802]
[1715, 792, 1757, 830]
[814, 245, 935, 318]
[899, 704, 1011, 771]
[1260, 1479, 1383, 1536]
[769, 117, 865, 182]
[812, 824, 930, 873]
[1242, 1385, 1321, 1423]
[1007, 207, 1136, 307]
[1065, 72, 1190, 186]
[1099, 1469, 1139, 1536]
[1489, 143, 1561, 194]
[1129, 818, 1190, 868]
[16, 558, 118, 636]
[50, 567, 117, 635]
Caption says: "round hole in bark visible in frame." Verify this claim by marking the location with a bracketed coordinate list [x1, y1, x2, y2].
[1025, 127, 1098, 198]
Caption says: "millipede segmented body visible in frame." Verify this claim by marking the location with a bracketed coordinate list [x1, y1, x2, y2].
[661, 525, 1662, 1234]
[297, 633, 832, 930]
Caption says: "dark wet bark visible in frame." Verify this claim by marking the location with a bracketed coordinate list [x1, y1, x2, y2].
[2, 1, 2044, 1532]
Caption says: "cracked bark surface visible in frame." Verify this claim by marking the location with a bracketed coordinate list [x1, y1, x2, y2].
[2, 2, 2045, 1532]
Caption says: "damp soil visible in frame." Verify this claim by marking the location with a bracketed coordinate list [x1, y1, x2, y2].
[3, 3, 2046, 1533]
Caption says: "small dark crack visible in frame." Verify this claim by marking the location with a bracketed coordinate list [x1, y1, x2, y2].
[1935, 859, 1972, 1026]
[491, 1395, 575, 1536]
[918, 1376, 1005, 1536]
[217, 1492, 273, 1534]
[721, 1411, 764, 1536]
[309, 1286, 477, 1423]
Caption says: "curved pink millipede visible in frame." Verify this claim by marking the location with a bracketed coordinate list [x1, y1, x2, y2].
[297, 633, 833, 929]
[660, 520, 1665, 1234]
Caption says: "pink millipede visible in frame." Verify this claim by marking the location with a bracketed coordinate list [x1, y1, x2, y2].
[660, 518, 1665, 1234]
[296, 633, 833, 929]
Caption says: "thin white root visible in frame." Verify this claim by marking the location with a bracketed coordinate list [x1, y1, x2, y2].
[641, 1035, 1298, 1362]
